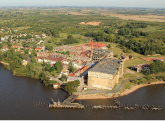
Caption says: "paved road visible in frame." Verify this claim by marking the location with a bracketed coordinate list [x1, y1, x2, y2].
[73, 76, 147, 95]
[42, 36, 51, 45]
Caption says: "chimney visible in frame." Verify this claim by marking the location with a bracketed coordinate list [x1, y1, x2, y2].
[91, 40, 93, 60]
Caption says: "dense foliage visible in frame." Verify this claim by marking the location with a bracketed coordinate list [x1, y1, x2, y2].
[146, 60, 165, 75]
[43, 61, 63, 74]
[65, 80, 80, 94]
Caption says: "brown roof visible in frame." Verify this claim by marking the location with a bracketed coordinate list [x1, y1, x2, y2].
[141, 57, 165, 61]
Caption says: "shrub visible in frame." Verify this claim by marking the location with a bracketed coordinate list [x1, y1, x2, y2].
[65, 80, 80, 94]
[129, 55, 133, 59]
[114, 54, 118, 58]
[124, 81, 132, 89]
[60, 74, 67, 82]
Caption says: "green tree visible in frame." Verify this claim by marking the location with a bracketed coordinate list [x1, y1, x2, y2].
[24, 49, 29, 54]
[45, 45, 53, 52]
[45, 63, 52, 72]
[65, 80, 80, 94]
[106, 44, 111, 49]
[54, 61, 63, 74]
[8, 43, 12, 49]
[114, 54, 118, 58]
[68, 65, 76, 73]
[39, 72, 46, 83]
[60, 74, 67, 82]
[0, 43, 3, 49]
[129, 55, 133, 59]
[0, 52, 2, 61]
[149, 60, 165, 74]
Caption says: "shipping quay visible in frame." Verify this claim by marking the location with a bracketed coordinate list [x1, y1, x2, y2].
[48, 95, 84, 109]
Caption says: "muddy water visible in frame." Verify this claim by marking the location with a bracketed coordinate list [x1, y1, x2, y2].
[0, 63, 164, 120]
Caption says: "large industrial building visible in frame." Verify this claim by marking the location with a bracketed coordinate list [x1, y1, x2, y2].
[92, 48, 113, 62]
[88, 58, 124, 90]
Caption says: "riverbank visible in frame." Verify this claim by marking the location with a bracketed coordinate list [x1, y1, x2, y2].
[114, 81, 165, 98]
[76, 81, 165, 100]
[0, 61, 9, 65]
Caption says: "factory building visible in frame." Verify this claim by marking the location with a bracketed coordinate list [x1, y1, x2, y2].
[88, 58, 124, 90]
[92, 48, 113, 62]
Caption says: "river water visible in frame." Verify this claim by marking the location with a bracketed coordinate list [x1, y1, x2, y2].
[0, 63, 165, 120]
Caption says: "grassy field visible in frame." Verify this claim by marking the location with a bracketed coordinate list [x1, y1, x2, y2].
[138, 25, 162, 32]
[154, 72, 165, 77]
[101, 13, 165, 22]
[124, 51, 152, 69]
[45, 33, 89, 47]
[16, 26, 32, 30]
[107, 43, 123, 56]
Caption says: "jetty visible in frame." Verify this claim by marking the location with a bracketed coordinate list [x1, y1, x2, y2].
[48, 95, 84, 109]
[92, 96, 165, 111]
[63, 95, 79, 104]
[49, 102, 84, 109]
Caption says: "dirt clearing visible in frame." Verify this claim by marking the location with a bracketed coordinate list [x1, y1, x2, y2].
[80, 21, 101, 26]
[101, 13, 165, 22]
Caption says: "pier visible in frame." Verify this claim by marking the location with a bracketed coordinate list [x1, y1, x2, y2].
[48, 94, 84, 109]
[62, 95, 79, 104]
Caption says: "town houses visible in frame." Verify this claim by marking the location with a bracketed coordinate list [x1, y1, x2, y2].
[0, 27, 126, 90]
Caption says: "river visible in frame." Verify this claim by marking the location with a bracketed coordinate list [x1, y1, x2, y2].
[0, 63, 165, 120]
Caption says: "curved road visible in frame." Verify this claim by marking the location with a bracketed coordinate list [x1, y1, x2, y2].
[73, 76, 146, 95]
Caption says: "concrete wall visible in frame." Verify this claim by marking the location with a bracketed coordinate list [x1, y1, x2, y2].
[87, 60, 123, 90]
[88, 70, 121, 90]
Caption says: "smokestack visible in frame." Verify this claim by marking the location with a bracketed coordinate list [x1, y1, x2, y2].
[91, 40, 93, 60]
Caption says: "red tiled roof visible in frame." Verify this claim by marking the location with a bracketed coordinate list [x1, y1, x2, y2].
[35, 48, 41, 50]
[88, 42, 106, 47]
[4, 45, 8, 48]
[80, 51, 90, 57]
[53, 83, 60, 86]
[69, 74, 75, 77]
[11, 45, 20, 48]
[24, 47, 33, 50]
[69, 51, 76, 55]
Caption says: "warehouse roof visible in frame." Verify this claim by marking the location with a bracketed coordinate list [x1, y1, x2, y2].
[89, 58, 121, 75]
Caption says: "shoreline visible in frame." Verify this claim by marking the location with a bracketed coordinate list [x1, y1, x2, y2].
[76, 81, 165, 100]
[1, 61, 165, 100]
[0, 61, 9, 65]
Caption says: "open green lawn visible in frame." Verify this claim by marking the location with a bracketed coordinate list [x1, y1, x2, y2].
[106, 43, 123, 56]
[154, 72, 165, 77]
[45, 33, 89, 47]
[124, 51, 153, 69]
[33, 63, 42, 70]
[138, 25, 162, 32]
[16, 26, 32, 30]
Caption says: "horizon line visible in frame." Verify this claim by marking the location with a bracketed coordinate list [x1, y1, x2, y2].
[0, 6, 164, 9]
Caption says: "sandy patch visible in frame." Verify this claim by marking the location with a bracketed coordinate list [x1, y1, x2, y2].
[124, 69, 136, 74]
[80, 21, 101, 26]
[101, 13, 165, 22]
[77, 93, 112, 100]
[0, 61, 9, 65]
[76, 81, 165, 100]
[115, 81, 165, 98]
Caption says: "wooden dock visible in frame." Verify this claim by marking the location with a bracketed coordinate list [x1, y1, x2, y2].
[62, 95, 79, 104]
[48, 94, 84, 109]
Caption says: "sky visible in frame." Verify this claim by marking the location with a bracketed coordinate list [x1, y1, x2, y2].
[0, 0, 165, 8]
